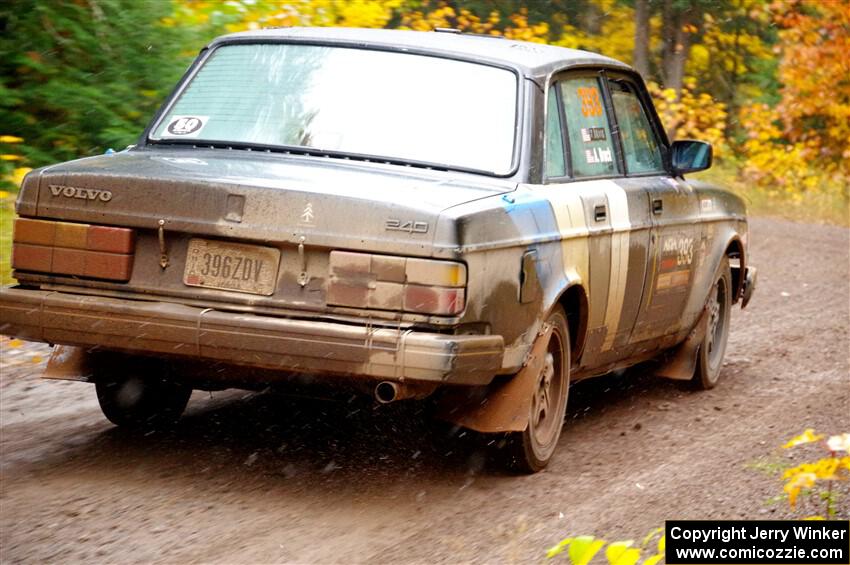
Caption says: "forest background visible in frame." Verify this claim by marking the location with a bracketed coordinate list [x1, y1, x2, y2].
[0, 0, 847, 232]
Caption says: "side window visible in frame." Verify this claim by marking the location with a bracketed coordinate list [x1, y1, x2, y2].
[544, 85, 566, 177]
[559, 77, 620, 178]
[609, 79, 664, 174]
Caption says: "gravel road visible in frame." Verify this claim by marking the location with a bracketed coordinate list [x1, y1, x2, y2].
[1, 216, 848, 564]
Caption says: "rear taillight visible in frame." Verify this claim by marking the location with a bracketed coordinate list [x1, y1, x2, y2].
[328, 251, 466, 315]
[12, 218, 135, 281]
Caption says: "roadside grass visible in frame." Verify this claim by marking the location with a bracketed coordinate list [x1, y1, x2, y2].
[694, 160, 850, 228]
[0, 194, 14, 286]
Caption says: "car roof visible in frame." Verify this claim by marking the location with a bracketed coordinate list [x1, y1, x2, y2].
[207, 27, 633, 80]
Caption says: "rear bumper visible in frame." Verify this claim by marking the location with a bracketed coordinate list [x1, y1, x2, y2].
[0, 287, 504, 385]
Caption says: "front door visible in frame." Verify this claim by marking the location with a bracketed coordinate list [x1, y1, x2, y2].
[604, 77, 703, 344]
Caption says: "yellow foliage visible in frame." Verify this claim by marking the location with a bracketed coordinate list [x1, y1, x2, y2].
[774, 0, 850, 163]
[400, 4, 549, 43]
[401, 5, 500, 35]
[783, 428, 825, 449]
[779, 429, 849, 515]
[605, 541, 640, 565]
[9, 167, 31, 188]
[783, 459, 842, 483]
[741, 1, 850, 200]
[502, 11, 549, 44]
[1, 135, 28, 191]
[740, 103, 849, 198]
[547, 530, 664, 564]
[174, 0, 403, 33]
[547, 537, 573, 559]
[647, 79, 727, 154]
[553, 0, 636, 63]
[688, 0, 772, 83]
[784, 472, 816, 508]
[568, 536, 606, 565]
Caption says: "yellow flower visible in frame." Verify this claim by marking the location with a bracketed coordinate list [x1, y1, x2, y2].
[784, 471, 816, 507]
[783, 428, 824, 449]
[10, 167, 31, 187]
[0, 154, 22, 161]
[0, 135, 24, 143]
[826, 433, 850, 454]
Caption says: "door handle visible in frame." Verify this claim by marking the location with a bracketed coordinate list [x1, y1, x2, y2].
[652, 198, 663, 215]
[594, 204, 607, 222]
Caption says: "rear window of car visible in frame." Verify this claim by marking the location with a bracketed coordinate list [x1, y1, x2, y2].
[150, 43, 519, 175]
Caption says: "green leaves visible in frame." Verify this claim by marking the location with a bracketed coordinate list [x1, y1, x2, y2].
[546, 537, 573, 559]
[605, 541, 640, 565]
[569, 536, 606, 565]
[546, 532, 664, 564]
[0, 0, 196, 167]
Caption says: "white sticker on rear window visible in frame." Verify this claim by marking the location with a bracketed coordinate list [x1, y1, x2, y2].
[580, 127, 607, 142]
[163, 115, 208, 138]
[585, 147, 613, 164]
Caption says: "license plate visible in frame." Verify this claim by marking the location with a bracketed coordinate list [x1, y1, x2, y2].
[183, 238, 280, 296]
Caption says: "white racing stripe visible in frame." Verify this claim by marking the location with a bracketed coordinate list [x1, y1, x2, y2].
[543, 186, 590, 290]
[601, 181, 631, 351]
[532, 179, 632, 353]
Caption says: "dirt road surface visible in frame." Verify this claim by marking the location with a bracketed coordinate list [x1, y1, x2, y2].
[1, 217, 848, 564]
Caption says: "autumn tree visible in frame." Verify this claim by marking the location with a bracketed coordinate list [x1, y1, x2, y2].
[741, 0, 850, 197]
[0, 0, 195, 167]
[773, 0, 850, 168]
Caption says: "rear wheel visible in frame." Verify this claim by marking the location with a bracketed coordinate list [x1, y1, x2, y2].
[95, 357, 192, 428]
[505, 306, 570, 473]
[692, 257, 732, 390]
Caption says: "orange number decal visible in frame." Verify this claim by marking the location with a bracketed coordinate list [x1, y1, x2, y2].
[577, 87, 603, 117]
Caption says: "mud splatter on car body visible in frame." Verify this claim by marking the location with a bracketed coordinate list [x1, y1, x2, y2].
[0, 27, 755, 471]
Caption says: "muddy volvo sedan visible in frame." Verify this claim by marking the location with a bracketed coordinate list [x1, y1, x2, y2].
[0, 28, 755, 472]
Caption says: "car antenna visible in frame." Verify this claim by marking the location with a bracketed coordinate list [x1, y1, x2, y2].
[433, 27, 506, 39]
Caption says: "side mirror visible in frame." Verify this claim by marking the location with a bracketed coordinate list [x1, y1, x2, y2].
[670, 140, 712, 175]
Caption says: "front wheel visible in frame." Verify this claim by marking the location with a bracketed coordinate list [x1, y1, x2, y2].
[505, 306, 571, 473]
[692, 257, 733, 390]
[95, 357, 192, 428]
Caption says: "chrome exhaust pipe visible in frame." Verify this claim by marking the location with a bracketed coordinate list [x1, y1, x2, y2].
[373, 381, 438, 404]
[374, 381, 400, 404]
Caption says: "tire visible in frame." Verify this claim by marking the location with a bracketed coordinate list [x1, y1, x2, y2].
[692, 256, 733, 390]
[94, 357, 192, 429]
[505, 305, 571, 473]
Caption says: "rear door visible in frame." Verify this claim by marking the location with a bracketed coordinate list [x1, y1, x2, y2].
[536, 72, 654, 369]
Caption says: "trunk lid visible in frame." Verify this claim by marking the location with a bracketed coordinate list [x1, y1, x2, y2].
[16, 147, 514, 317]
[30, 147, 513, 254]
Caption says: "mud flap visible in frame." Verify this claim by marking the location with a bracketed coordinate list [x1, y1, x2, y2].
[434, 324, 553, 433]
[655, 307, 709, 381]
[42, 345, 95, 382]
[741, 266, 757, 309]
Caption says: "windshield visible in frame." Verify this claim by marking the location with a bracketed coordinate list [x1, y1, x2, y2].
[150, 43, 519, 175]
